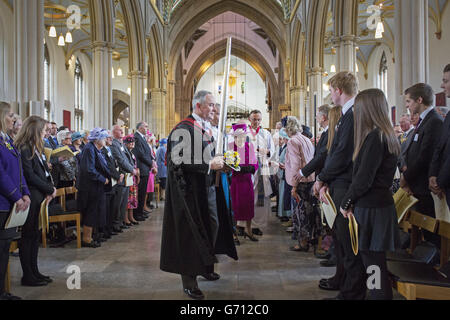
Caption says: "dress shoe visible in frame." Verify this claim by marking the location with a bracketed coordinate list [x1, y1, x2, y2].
[143, 209, 152, 215]
[131, 221, 140, 225]
[121, 224, 130, 229]
[244, 232, 259, 242]
[82, 240, 101, 248]
[125, 222, 133, 227]
[0, 292, 22, 300]
[320, 258, 337, 267]
[236, 226, 245, 236]
[35, 272, 53, 283]
[252, 228, 263, 236]
[201, 272, 220, 281]
[184, 287, 205, 300]
[319, 280, 339, 291]
[135, 216, 145, 222]
[21, 277, 48, 287]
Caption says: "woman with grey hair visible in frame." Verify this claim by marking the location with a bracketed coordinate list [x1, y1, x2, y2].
[55, 130, 78, 188]
[6, 114, 22, 140]
[284, 116, 316, 252]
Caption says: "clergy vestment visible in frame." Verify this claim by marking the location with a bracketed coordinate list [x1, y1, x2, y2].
[160, 116, 237, 278]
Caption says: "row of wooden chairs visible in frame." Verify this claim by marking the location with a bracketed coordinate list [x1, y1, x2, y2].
[389, 210, 450, 300]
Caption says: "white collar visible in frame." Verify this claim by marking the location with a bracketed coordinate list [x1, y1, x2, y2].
[419, 106, 434, 122]
[191, 113, 209, 128]
[323, 126, 329, 131]
[342, 97, 356, 115]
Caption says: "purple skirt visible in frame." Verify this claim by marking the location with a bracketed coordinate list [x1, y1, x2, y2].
[231, 173, 254, 221]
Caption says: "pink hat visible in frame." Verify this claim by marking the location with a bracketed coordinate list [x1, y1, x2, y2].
[231, 123, 247, 137]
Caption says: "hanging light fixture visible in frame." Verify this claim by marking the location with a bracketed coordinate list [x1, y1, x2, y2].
[375, 20, 384, 39]
[65, 31, 73, 43]
[330, 64, 336, 73]
[49, 26, 57, 38]
[49, 8, 57, 37]
[58, 33, 65, 46]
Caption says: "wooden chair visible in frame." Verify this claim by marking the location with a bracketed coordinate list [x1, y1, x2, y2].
[438, 220, 450, 268]
[5, 241, 18, 293]
[41, 188, 65, 248]
[388, 211, 450, 300]
[41, 188, 81, 249]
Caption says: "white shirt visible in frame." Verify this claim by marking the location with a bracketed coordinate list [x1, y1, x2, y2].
[418, 107, 434, 128]
[191, 113, 214, 173]
[342, 97, 356, 115]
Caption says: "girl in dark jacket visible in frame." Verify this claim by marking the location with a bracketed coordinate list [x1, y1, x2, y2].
[15, 116, 56, 287]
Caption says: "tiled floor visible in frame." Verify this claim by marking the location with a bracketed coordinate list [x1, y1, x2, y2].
[8, 205, 350, 300]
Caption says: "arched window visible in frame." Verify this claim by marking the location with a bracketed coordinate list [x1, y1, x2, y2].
[74, 58, 84, 131]
[378, 51, 388, 99]
[44, 44, 51, 120]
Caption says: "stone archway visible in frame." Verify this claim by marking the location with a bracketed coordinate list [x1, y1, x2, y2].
[113, 89, 130, 128]
[182, 38, 281, 128]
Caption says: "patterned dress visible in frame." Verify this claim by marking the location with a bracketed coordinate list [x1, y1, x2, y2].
[127, 150, 138, 210]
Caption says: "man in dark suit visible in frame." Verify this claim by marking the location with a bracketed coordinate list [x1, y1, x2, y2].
[401, 83, 444, 246]
[401, 83, 444, 214]
[429, 64, 450, 208]
[313, 72, 366, 300]
[133, 122, 153, 221]
[101, 132, 124, 239]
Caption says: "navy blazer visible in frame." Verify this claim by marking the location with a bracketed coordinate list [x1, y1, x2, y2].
[133, 132, 153, 176]
[20, 146, 54, 196]
[404, 109, 443, 196]
[77, 142, 111, 193]
[302, 129, 329, 177]
[0, 135, 30, 212]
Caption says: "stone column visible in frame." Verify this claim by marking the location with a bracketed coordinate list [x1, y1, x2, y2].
[129, 71, 146, 131]
[167, 80, 176, 136]
[394, 0, 429, 117]
[332, 35, 358, 73]
[290, 86, 306, 121]
[150, 88, 166, 136]
[14, 0, 44, 117]
[92, 41, 113, 129]
[308, 68, 323, 129]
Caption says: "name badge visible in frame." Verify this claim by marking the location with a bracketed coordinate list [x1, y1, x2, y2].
[121, 147, 125, 152]
[414, 134, 419, 142]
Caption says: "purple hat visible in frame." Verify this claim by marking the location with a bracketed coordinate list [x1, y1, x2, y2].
[88, 128, 110, 141]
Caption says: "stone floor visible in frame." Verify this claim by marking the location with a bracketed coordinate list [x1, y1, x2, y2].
[8, 204, 368, 300]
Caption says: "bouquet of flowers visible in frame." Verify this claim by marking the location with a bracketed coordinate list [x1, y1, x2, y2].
[224, 150, 241, 172]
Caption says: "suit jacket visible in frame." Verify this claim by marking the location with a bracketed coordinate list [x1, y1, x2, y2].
[404, 109, 444, 196]
[20, 146, 54, 196]
[318, 109, 354, 188]
[76, 142, 111, 193]
[302, 129, 329, 178]
[110, 138, 135, 175]
[398, 128, 415, 169]
[133, 132, 153, 177]
[102, 147, 121, 190]
[0, 135, 30, 212]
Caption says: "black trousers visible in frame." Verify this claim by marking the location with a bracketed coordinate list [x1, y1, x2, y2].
[103, 187, 117, 234]
[134, 175, 149, 218]
[0, 238, 12, 294]
[360, 251, 392, 300]
[330, 186, 366, 300]
[414, 194, 440, 247]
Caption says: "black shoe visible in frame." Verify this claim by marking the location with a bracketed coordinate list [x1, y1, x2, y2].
[131, 221, 139, 225]
[184, 288, 205, 300]
[320, 259, 337, 267]
[150, 204, 155, 209]
[113, 227, 123, 233]
[82, 241, 101, 248]
[201, 272, 220, 281]
[243, 232, 259, 242]
[290, 245, 309, 252]
[252, 228, 263, 236]
[319, 280, 339, 291]
[121, 224, 130, 229]
[0, 292, 22, 300]
[21, 277, 48, 287]
[236, 227, 245, 237]
[34, 273, 53, 283]
[143, 210, 152, 215]
[315, 252, 331, 260]
[125, 222, 133, 227]
[135, 216, 145, 222]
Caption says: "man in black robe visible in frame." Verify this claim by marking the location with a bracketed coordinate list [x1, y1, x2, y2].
[160, 90, 237, 300]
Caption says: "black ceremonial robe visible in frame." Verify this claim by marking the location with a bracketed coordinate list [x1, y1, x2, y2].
[160, 116, 237, 277]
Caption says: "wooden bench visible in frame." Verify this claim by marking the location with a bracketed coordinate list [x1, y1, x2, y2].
[41, 188, 81, 249]
[388, 212, 450, 300]
[5, 240, 18, 293]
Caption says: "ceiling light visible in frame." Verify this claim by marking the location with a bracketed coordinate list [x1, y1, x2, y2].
[49, 26, 57, 38]
[58, 33, 65, 46]
[65, 31, 73, 43]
